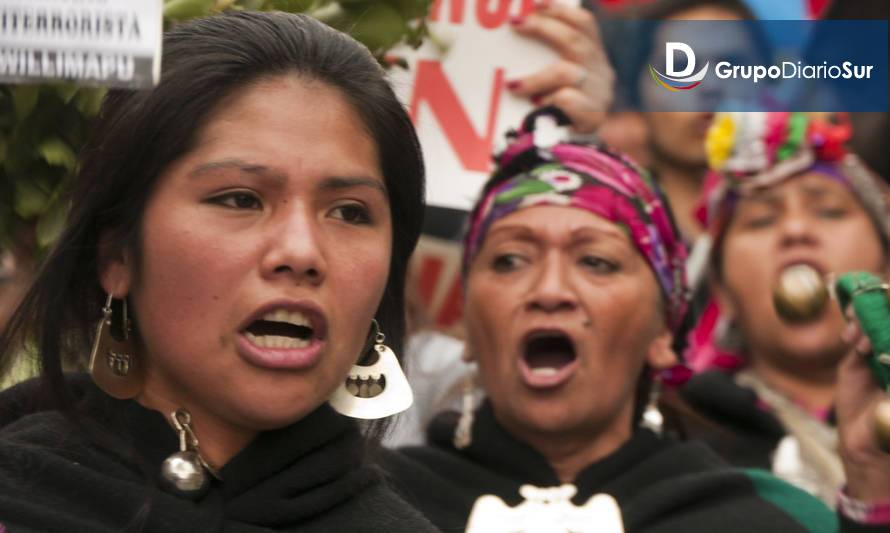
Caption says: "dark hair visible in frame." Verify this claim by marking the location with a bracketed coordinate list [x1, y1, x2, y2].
[1, 12, 424, 419]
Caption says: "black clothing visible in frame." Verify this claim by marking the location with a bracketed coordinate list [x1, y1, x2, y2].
[381, 401, 843, 533]
[0, 375, 436, 532]
[679, 369, 787, 470]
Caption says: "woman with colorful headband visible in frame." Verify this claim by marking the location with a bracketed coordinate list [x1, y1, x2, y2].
[381, 109, 852, 532]
[679, 112, 890, 522]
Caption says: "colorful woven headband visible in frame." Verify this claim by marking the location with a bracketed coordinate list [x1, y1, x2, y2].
[697, 112, 890, 244]
[463, 111, 690, 332]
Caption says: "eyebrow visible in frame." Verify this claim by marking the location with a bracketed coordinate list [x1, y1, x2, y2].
[188, 160, 387, 196]
[190, 159, 285, 182]
[319, 176, 388, 197]
[485, 224, 627, 244]
[740, 191, 782, 206]
[800, 184, 833, 199]
[569, 226, 626, 243]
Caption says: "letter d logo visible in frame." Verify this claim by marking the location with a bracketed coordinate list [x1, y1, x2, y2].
[666, 42, 696, 77]
[649, 41, 709, 91]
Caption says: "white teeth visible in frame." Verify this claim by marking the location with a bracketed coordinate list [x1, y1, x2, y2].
[245, 334, 310, 350]
[530, 367, 559, 376]
[261, 309, 311, 328]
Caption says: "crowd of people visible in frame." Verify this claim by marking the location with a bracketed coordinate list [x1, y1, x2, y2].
[0, 1, 888, 532]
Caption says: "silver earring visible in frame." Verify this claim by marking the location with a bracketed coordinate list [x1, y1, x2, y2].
[89, 293, 144, 399]
[640, 379, 664, 436]
[453, 374, 475, 449]
[329, 320, 414, 419]
[160, 409, 221, 500]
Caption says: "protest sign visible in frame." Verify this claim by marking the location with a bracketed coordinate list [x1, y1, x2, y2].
[391, 0, 566, 210]
[0, 0, 162, 88]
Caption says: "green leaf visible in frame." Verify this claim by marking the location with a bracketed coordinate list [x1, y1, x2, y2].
[13, 178, 51, 219]
[236, 0, 266, 9]
[265, 0, 314, 10]
[53, 84, 79, 104]
[36, 187, 68, 248]
[73, 88, 106, 117]
[342, 3, 407, 53]
[383, 0, 431, 20]
[38, 138, 77, 171]
[11, 86, 39, 121]
[163, 0, 215, 20]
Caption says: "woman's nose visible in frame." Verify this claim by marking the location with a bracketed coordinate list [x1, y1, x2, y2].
[777, 205, 818, 248]
[526, 255, 577, 313]
[260, 208, 327, 286]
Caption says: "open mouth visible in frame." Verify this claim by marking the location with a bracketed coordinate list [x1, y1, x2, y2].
[522, 331, 577, 377]
[243, 309, 316, 349]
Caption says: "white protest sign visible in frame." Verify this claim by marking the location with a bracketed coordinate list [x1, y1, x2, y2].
[0, 0, 162, 88]
[390, 0, 571, 211]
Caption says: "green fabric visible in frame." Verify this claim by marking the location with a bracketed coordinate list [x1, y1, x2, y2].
[777, 112, 809, 161]
[744, 469, 838, 533]
[835, 271, 890, 391]
[495, 178, 553, 203]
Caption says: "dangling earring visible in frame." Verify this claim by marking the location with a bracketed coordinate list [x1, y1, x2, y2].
[89, 293, 144, 399]
[329, 320, 413, 419]
[453, 373, 475, 449]
[160, 409, 221, 500]
[640, 378, 664, 436]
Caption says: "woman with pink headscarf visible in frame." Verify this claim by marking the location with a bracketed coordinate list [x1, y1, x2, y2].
[379, 109, 877, 532]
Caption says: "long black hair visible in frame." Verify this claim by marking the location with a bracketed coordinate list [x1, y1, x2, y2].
[1, 11, 424, 419]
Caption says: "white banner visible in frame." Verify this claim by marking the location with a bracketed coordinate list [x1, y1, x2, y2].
[390, 0, 565, 211]
[0, 0, 162, 88]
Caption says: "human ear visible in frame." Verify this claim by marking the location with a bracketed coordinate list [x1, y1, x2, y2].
[710, 274, 738, 322]
[645, 328, 677, 370]
[97, 232, 133, 297]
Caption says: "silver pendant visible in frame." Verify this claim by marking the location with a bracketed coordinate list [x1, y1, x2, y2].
[466, 484, 625, 533]
[160, 450, 209, 500]
[159, 409, 220, 500]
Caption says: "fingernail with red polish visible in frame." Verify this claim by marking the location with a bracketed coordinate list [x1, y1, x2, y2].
[506, 80, 522, 91]
[531, 94, 543, 105]
[509, 16, 524, 26]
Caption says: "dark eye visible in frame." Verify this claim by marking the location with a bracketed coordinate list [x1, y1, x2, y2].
[580, 256, 618, 274]
[739, 210, 776, 229]
[331, 204, 372, 225]
[208, 191, 262, 210]
[816, 206, 848, 219]
[492, 254, 527, 272]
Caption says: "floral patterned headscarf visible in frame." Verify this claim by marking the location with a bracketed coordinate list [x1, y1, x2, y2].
[462, 110, 690, 332]
[697, 111, 890, 247]
[687, 112, 890, 373]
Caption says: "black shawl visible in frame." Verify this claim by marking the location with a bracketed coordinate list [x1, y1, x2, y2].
[0, 376, 436, 532]
[380, 401, 847, 533]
